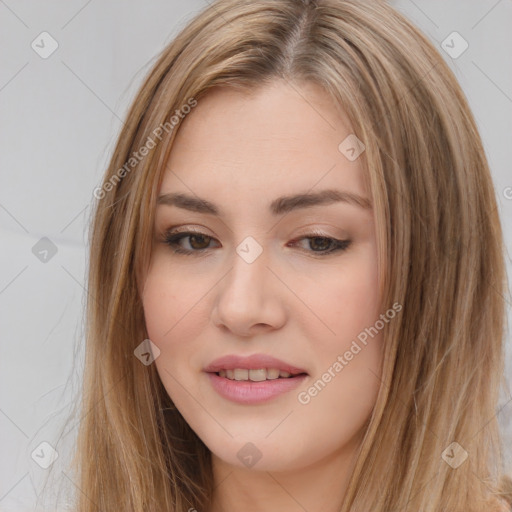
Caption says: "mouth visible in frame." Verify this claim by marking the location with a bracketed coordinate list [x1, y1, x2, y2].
[204, 354, 309, 404]
[213, 368, 307, 381]
[204, 353, 308, 379]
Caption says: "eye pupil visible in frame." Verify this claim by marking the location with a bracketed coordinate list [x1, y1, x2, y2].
[190, 234, 211, 249]
[310, 237, 331, 251]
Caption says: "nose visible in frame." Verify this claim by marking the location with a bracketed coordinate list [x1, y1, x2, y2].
[211, 244, 287, 337]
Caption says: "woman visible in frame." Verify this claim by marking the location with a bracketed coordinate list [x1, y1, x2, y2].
[74, 0, 512, 510]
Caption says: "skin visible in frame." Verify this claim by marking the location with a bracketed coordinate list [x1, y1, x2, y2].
[140, 79, 384, 512]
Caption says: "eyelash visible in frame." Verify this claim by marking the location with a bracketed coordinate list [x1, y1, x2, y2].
[161, 229, 351, 257]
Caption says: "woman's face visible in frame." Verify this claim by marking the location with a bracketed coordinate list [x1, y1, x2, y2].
[141, 80, 385, 473]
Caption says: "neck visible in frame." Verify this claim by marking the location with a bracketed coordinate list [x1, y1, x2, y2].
[208, 441, 360, 512]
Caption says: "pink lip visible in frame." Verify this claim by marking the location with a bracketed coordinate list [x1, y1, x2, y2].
[204, 353, 308, 405]
[206, 372, 308, 404]
[203, 353, 307, 375]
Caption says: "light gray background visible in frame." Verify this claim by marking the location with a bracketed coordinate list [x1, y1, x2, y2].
[1, 1, 511, 510]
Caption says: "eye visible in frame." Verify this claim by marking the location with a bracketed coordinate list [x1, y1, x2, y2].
[161, 229, 351, 257]
[162, 230, 219, 255]
[288, 235, 351, 255]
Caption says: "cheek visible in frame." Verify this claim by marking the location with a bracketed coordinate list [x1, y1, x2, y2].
[298, 282, 384, 449]
[297, 349, 382, 460]
[141, 261, 208, 360]
[313, 250, 381, 342]
[303, 250, 383, 412]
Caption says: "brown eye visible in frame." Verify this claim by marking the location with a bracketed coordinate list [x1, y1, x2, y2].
[162, 229, 350, 257]
[163, 230, 220, 255]
[188, 234, 212, 250]
[289, 234, 351, 256]
[308, 237, 332, 251]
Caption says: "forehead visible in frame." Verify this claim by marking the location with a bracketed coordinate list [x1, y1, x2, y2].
[159, 81, 369, 210]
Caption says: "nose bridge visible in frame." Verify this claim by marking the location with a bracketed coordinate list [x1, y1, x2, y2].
[212, 234, 285, 334]
[224, 235, 269, 305]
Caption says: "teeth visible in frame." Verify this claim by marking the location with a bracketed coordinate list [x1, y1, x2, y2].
[249, 369, 267, 381]
[234, 369, 249, 380]
[266, 368, 280, 379]
[217, 368, 298, 381]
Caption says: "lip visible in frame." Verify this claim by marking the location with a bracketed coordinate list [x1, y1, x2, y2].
[206, 372, 308, 404]
[203, 353, 307, 375]
[204, 353, 308, 405]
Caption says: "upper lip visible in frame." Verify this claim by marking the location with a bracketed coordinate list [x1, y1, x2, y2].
[204, 354, 308, 375]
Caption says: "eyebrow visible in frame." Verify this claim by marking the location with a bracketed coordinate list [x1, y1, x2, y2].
[157, 188, 372, 216]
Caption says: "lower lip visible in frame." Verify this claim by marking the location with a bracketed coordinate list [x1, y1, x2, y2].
[206, 372, 308, 404]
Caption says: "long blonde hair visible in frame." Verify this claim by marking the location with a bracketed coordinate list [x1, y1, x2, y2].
[73, 0, 512, 510]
